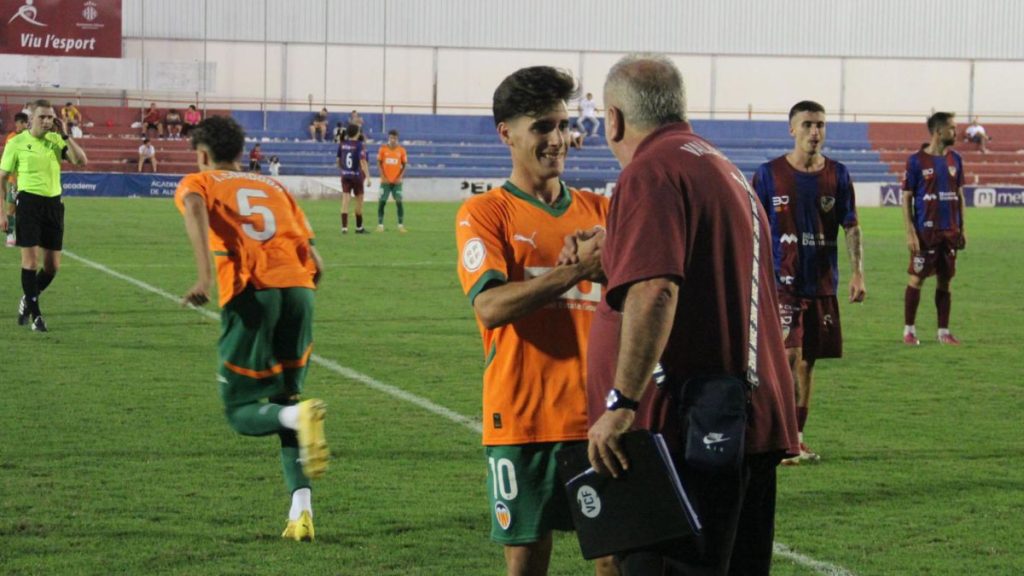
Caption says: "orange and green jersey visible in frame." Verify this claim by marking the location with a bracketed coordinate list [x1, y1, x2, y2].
[174, 170, 318, 307]
[377, 144, 407, 184]
[455, 181, 609, 446]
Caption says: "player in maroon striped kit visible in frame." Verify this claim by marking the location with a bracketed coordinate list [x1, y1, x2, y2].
[752, 101, 866, 465]
[901, 112, 966, 346]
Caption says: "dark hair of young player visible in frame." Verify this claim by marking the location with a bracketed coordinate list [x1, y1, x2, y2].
[788, 100, 826, 120]
[492, 66, 578, 127]
[189, 116, 246, 163]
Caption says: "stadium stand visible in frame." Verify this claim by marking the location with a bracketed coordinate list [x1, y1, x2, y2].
[5, 106, 1023, 186]
[870, 122, 1024, 186]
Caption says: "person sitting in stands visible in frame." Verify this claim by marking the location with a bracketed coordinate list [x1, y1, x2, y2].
[183, 105, 202, 136]
[138, 137, 158, 173]
[964, 117, 991, 154]
[165, 109, 184, 139]
[142, 103, 163, 138]
[309, 108, 329, 142]
[61, 102, 83, 136]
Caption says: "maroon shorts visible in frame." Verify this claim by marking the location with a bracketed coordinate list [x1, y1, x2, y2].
[341, 176, 364, 196]
[908, 231, 958, 279]
[778, 293, 842, 360]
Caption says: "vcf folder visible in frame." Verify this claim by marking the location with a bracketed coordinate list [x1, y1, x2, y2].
[555, 430, 701, 559]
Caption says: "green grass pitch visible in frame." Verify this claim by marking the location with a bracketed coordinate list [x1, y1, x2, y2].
[1, 198, 1021, 575]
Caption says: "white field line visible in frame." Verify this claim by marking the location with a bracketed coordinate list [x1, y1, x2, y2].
[63, 249, 854, 576]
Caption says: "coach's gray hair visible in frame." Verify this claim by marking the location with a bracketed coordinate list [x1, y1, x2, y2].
[604, 54, 686, 130]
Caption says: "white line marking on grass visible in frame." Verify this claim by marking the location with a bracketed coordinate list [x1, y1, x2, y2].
[64, 249, 852, 576]
[773, 543, 857, 576]
[63, 250, 482, 434]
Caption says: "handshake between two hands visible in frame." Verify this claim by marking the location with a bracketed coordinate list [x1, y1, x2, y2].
[558, 225, 607, 283]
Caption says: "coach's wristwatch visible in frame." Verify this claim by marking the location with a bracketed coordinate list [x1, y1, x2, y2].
[606, 388, 639, 411]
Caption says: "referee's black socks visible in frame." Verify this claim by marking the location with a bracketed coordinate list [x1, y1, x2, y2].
[21, 268, 41, 317]
[37, 269, 55, 293]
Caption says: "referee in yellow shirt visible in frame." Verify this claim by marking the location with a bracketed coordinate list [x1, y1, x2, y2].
[0, 99, 88, 332]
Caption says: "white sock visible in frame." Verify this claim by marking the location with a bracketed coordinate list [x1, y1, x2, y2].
[938, 328, 950, 337]
[289, 488, 312, 521]
[278, 405, 299, 430]
[904, 325, 916, 336]
[798, 431, 804, 443]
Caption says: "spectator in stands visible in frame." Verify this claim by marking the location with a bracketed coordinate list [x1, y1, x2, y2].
[269, 156, 281, 177]
[569, 121, 585, 149]
[309, 107, 329, 142]
[964, 117, 991, 154]
[183, 105, 202, 136]
[165, 109, 184, 139]
[349, 110, 368, 141]
[578, 92, 600, 137]
[61, 102, 82, 137]
[138, 137, 158, 173]
[249, 144, 263, 173]
[333, 122, 346, 143]
[142, 103, 163, 138]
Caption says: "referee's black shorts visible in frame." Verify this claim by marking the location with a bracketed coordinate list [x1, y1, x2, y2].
[15, 192, 65, 250]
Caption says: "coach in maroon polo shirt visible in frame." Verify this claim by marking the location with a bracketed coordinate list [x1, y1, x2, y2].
[581, 54, 799, 575]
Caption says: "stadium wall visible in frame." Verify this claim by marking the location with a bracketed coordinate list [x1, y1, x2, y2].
[109, 39, 1024, 123]
[123, 0, 1024, 61]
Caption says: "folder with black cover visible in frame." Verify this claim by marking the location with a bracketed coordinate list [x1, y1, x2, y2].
[556, 430, 701, 559]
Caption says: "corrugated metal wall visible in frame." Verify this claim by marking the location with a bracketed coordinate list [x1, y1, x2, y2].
[124, 0, 1024, 60]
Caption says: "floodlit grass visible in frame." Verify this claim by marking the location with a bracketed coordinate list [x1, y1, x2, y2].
[1, 198, 1021, 575]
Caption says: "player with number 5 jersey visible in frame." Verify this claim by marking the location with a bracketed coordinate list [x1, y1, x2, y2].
[174, 116, 330, 543]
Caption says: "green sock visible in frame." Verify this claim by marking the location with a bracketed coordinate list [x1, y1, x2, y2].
[280, 430, 310, 492]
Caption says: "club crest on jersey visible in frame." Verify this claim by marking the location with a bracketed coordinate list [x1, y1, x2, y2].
[820, 196, 835, 213]
[494, 501, 512, 530]
[462, 238, 486, 273]
[949, 165, 957, 178]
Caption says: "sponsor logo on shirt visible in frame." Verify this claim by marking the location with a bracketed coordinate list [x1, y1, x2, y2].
[525, 266, 601, 303]
[779, 234, 798, 245]
[802, 232, 836, 247]
[922, 193, 938, 201]
[512, 231, 537, 248]
[939, 191, 959, 202]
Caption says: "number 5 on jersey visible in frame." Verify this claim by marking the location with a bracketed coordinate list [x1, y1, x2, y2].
[237, 188, 277, 241]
